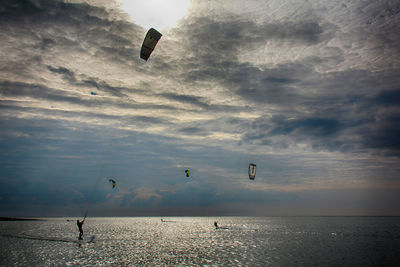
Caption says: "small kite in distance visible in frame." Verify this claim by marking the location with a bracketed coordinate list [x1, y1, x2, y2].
[248, 163, 256, 180]
[109, 179, 117, 188]
[185, 169, 190, 177]
[140, 28, 162, 61]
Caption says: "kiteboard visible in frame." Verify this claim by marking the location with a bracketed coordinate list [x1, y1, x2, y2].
[216, 227, 231, 230]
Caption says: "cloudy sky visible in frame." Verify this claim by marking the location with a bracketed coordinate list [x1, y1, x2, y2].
[1, 0, 400, 217]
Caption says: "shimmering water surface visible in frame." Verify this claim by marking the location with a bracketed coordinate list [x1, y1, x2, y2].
[1, 217, 400, 266]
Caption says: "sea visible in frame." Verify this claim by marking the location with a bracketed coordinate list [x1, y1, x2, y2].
[1, 216, 400, 266]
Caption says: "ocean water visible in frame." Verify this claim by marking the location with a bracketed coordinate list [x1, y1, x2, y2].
[1, 217, 400, 266]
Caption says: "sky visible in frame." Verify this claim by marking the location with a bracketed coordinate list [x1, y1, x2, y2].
[1, 0, 400, 217]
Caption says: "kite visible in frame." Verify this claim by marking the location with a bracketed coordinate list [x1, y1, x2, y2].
[185, 169, 190, 177]
[140, 28, 162, 61]
[248, 163, 256, 180]
[109, 179, 117, 188]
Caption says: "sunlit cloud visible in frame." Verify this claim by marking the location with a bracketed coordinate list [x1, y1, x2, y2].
[118, 0, 191, 30]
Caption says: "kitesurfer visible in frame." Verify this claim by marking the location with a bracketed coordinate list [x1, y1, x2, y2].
[77, 219, 84, 240]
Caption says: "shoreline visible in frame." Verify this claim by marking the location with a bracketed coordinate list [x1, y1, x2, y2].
[0, 217, 42, 221]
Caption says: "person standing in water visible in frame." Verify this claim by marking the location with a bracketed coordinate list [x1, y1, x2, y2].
[77, 219, 84, 240]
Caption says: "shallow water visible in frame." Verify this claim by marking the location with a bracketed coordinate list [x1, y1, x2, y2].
[1, 217, 400, 266]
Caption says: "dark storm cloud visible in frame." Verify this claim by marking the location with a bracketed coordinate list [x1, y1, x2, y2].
[268, 117, 343, 137]
[163, 15, 336, 108]
[151, 14, 335, 98]
[160, 93, 209, 109]
[47, 66, 76, 82]
[351, 88, 400, 153]
[228, 63, 303, 105]
[178, 127, 208, 136]
[178, 16, 332, 60]
[0, 78, 243, 117]
[81, 77, 128, 97]
[241, 84, 400, 154]
[0, 0, 101, 36]
[159, 92, 246, 112]
[359, 113, 400, 153]
[46, 64, 244, 113]
[162, 11, 400, 155]
[373, 89, 400, 106]
[173, 116, 250, 139]
[0, 0, 144, 75]
[0, 80, 181, 113]
[213, 63, 400, 154]
[48, 64, 168, 100]
[0, 80, 86, 104]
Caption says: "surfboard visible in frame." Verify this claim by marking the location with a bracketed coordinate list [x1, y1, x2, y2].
[216, 226, 231, 230]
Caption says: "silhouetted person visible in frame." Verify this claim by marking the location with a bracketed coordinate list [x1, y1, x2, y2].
[77, 219, 84, 240]
[214, 221, 219, 229]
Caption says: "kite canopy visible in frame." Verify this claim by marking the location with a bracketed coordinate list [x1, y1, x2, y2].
[109, 179, 117, 188]
[140, 28, 162, 61]
[185, 169, 190, 177]
[248, 163, 256, 180]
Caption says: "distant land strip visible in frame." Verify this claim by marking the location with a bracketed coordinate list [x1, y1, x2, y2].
[0, 217, 42, 221]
